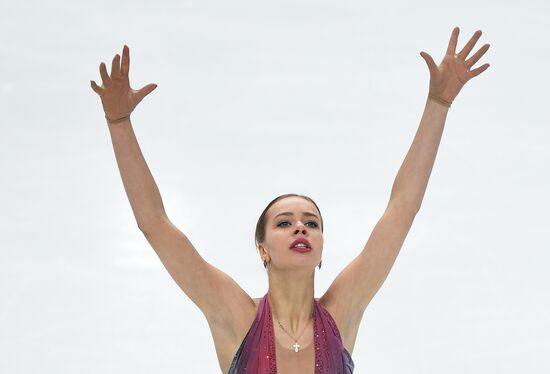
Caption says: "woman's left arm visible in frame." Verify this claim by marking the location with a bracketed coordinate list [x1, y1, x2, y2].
[321, 27, 491, 325]
[391, 26, 490, 209]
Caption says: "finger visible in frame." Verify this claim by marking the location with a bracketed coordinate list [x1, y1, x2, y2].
[121, 45, 130, 77]
[134, 83, 158, 105]
[420, 51, 438, 75]
[467, 63, 490, 79]
[457, 30, 482, 60]
[466, 43, 490, 69]
[446, 26, 460, 56]
[99, 62, 111, 86]
[110, 54, 121, 79]
[90, 80, 104, 96]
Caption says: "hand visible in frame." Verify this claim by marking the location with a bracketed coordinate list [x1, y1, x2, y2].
[90, 45, 157, 122]
[420, 27, 490, 105]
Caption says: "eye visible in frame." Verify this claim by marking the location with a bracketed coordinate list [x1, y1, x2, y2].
[277, 221, 319, 228]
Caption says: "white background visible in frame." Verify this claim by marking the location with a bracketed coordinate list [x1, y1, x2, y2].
[1, 0, 549, 373]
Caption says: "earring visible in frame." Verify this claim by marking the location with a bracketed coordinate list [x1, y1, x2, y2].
[263, 259, 268, 269]
[318, 260, 322, 270]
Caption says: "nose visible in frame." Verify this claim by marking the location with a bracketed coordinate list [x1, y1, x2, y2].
[294, 221, 308, 234]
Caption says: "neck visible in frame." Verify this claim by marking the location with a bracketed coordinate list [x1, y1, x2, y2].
[267, 268, 315, 335]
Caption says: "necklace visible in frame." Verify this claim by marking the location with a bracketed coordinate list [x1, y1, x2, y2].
[273, 302, 314, 353]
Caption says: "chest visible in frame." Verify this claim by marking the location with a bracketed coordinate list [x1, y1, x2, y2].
[217, 297, 359, 373]
[273, 323, 316, 374]
[269, 297, 360, 360]
[275, 340, 315, 374]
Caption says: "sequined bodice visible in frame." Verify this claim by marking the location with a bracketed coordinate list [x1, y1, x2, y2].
[227, 293, 354, 373]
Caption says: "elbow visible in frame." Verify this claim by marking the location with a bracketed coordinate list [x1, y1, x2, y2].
[388, 198, 421, 216]
[138, 215, 170, 235]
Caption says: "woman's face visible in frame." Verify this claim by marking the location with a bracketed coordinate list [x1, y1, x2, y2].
[260, 196, 323, 270]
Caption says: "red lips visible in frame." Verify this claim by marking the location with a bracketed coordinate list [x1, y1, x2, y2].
[290, 238, 311, 249]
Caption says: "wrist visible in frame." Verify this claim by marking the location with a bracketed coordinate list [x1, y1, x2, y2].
[105, 114, 131, 125]
[427, 93, 452, 108]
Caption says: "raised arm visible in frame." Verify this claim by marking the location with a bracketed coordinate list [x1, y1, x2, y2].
[90, 45, 162, 229]
[321, 27, 491, 329]
[90, 47, 255, 332]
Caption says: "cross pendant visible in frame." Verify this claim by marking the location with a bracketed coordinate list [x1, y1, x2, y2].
[293, 342, 300, 352]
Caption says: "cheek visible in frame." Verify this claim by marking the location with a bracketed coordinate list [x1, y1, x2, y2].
[265, 230, 284, 248]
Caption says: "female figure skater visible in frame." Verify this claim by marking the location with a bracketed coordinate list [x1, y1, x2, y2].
[91, 26, 490, 373]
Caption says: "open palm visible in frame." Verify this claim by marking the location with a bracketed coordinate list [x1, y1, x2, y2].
[91, 45, 157, 122]
[420, 27, 490, 105]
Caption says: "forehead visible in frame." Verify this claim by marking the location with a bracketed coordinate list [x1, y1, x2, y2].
[267, 197, 319, 220]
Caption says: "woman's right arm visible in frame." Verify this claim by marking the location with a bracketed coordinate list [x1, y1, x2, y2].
[90, 47, 255, 327]
[91, 45, 164, 231]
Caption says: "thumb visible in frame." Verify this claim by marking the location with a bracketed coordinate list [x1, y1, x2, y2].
[133, 83, 158, 105]
[420, 51, 437, 75]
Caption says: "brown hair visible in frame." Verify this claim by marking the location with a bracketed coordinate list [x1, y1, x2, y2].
[254, 193, 324, 252]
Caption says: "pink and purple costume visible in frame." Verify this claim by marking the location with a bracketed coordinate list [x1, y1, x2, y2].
[228, 292, 354, 373]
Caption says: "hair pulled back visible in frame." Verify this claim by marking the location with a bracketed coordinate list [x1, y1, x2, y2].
[254, 193, 324, 252]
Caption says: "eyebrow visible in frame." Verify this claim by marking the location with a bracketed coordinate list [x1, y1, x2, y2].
[274, 211, 320, 220]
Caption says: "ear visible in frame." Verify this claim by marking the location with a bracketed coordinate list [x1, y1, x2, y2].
[258, 243, 269, 259]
